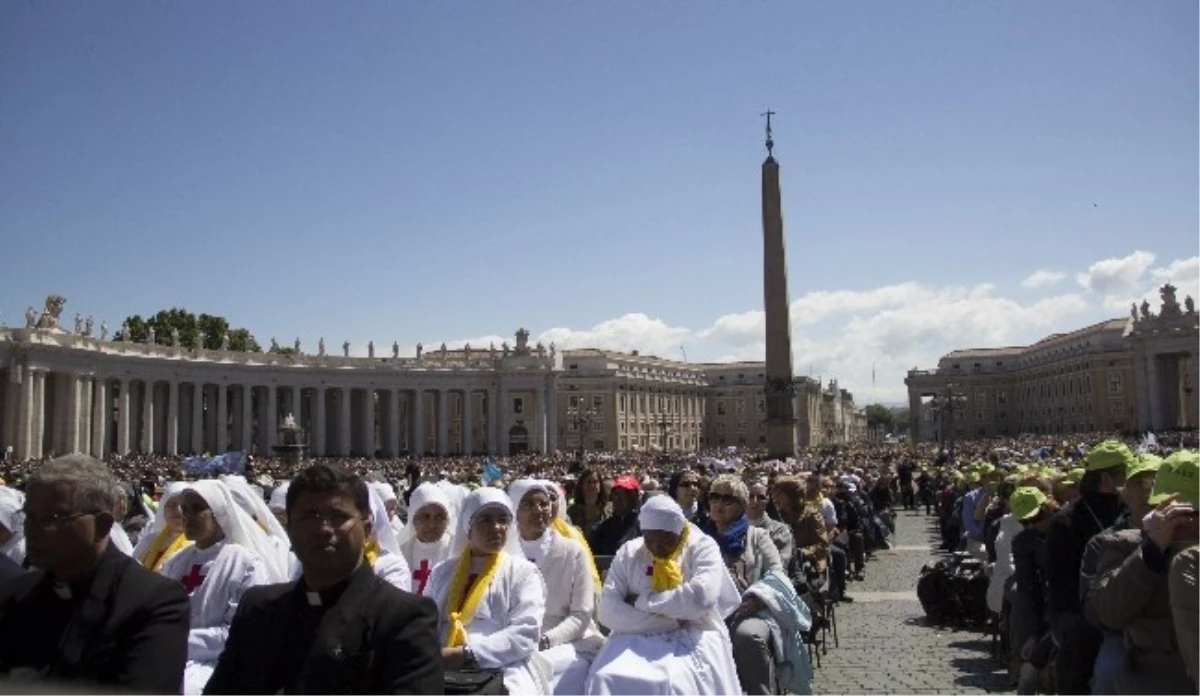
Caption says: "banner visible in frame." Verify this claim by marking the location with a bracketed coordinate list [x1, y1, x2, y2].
[183, 452, 248, 477]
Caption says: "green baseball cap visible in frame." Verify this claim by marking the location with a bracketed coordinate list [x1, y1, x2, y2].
[1009, 486, 1048, 521]
[1060, 468, 1085, 487]
[1148, 450, 1199, 508]
[1085, 440, 1135, 472]
[1126, 453, 1163, 482]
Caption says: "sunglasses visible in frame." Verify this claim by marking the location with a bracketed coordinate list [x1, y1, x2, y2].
[708, 493, 741, 506]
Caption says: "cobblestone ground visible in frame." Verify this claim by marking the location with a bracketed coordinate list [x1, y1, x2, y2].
[811, 508, 1014, 695]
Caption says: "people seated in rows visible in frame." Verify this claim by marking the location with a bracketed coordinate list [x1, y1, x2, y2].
[0, 454, 189, 694]
[1090, 450, 1198, 694]
[771, 476, 829, 594]
[424, 487, 548, 694]
[747, 478, 794, 567]
[0, 486, 26, 565]
[700, 474, 783, 695]
[586, 494, 741, 695]
[588, 475, 642, 556]
[667, 470, 706, 525]
[542, 478, 603, 592]
[567, 467, 609, 534]
[510, 479, 604, 695]
[132, 481, 192, 571]
[204, 463, 443, 695]
[221, 474, 291, 559]
[107, 480, 136, 555]
[360, 483, 412, 590]
[370, 480, 406, 537]
[160, 479, 283, 694]
[399, 481, 455, 595]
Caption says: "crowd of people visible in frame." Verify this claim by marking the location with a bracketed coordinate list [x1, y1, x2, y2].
[0, 429, 1193, 695]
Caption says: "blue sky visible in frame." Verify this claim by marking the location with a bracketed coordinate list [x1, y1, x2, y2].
[2, 2, 1196, 402]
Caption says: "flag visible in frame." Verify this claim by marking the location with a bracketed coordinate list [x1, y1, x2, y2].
[481, 459, 504, 487]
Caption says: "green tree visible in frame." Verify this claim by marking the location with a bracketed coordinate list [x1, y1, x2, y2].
[892, 407, 911, 434]
[267, 337, 296, 355]
[866, 404, 895, 432]
[114, 308, 261, 352]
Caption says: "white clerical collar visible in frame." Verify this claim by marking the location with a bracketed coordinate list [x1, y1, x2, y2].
[53, 582, 72, 600]
[306, 591, 322, 607]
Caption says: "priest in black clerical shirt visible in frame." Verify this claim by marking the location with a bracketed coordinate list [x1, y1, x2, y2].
[0, 455, 190, 694]
[204, 462, 444, 695]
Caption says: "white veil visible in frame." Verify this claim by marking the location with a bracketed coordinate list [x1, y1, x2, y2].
[397, 482, 455, 547]
[0, 487, 25, 563]
[449, 487, 522, 558]
[221, 474, 289, 545]
[186, 479, 289, 583]
[367, 484, 402, 555]
[130, 481, 188, 562]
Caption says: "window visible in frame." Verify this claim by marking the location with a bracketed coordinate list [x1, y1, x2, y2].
[592, 421, 604, 432]
[735, 400, 745, 415]
[592, 395, 603, 410]
[977, 411, 986, 422]
[998, 390, 1007, 405]
[1108, 373, 1122, 395]
[618, 395, 625, 411]
[593, 440, 605, 450]
[737, 421, 747, 431]
[759, 435, 767, 444]
[513, 397, 524, 415]
[717, 402, 726, 416]
[756, 399, 765, 414]
[569, 395, 579, 409]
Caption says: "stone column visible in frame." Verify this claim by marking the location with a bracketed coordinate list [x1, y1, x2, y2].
[312, 386, 326, 456]
[462, 389, 474, 455]
[31, 370, 47, 459]
[191, 383, 204, 455]
[92, 378, 109, 457]
[141, 381, 155, 454]
[63, 374, 81, 454]
[165, 381, 179, 455]
[266, 386, 278, 450]
[498, 385, 510, 455]
[411, 390, 425, 457]
[291, 385, 302, 425]
[534, 388, 547, 453]
[337, 387, 352, 457]
[909, 390, 922, 445]
[486, 386, 498, 455]
[116, 378, 132, 455]
[1147, 354, 1163, 431]
[386, 391, 400, 457]
[239, 385, 253, 452]
[362, 389, 376, 457]
[434, 389, 448, 456]
[14, 367, 33, 460]
[545, 379, 558, 453]
[215, 383, 228, 453]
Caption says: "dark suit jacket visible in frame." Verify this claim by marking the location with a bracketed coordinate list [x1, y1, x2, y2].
[0, 554, 23, 585]
[0, 543, 190, 694]
[204, 563, 444, 695]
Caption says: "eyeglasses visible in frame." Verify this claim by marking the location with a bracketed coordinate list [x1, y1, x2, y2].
[708, 493, 740, 506]
[23, 510, 96, 530]
[748, 493, 770, 501]
[292, 510, 362, 530]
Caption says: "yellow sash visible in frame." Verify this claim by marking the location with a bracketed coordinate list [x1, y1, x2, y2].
[649, 525, 689, 592]
[444, 550, 504, 648]
[365, 538, 381, 567]
[552, 518, 603, 591]
[140, 529, 191, 572]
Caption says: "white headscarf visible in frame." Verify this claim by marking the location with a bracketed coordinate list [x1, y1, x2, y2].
[450, 488, 522, 558]
[370, 481, 398, 504]
[436, 480, 469, 524]
[536, 478, 571, 527]
[367, 484, 402, 555]
[130, 481, 188, 562]
[397, 482, 455, 547]
[507, 479, 550, 519]
[186, 480, 289, 583]
[268, 482, 290, 512]
[0, 487, 25, 564]
[639, 494, 687, 534]
[221, 474, 289, 545]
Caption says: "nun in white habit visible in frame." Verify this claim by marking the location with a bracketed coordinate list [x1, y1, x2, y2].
[510, 479, 605, 695]
[159, 479, 282, 694]
[370, 480, 406, 537]
[423, 487, 550, 695]
[0, 487, 25, 565]
[131, 481, 192, 572]
[585, 494, 742, 696]
[398, 482, 456, 595]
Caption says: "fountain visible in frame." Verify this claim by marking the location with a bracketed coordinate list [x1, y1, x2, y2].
[273, 413, 308, 468]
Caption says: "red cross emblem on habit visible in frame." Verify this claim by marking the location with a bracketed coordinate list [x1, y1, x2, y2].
[412, 559, 432, 595]
[181, 564, 206, 594]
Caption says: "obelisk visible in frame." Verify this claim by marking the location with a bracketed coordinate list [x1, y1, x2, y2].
[761, 111, 798, 460]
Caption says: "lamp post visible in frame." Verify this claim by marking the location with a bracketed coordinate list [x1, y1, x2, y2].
[928, 382, 967, 463]
[566, 402, 596, 458]
[656, 415, 674, 452]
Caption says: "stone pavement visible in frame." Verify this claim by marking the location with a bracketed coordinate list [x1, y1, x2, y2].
[810, 508, 1014, 695]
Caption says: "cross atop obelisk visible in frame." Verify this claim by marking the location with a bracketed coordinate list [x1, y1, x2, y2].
[760, 112, 797, 459]
[761, 109, 776, 158]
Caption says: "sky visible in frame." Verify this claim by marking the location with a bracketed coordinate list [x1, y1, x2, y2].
[1, 2, 1196, 404]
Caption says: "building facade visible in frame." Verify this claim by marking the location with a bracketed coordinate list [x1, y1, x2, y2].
[557, 350, 866, 453]
[1, 308, 558, 459]
[905, 284, 1198, 442]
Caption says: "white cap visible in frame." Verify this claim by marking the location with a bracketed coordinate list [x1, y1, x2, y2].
[638, 494, 686, 535]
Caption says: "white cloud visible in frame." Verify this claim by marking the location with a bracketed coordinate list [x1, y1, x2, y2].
[428, 251, 1191, 406]
[1020, 269, 1066, 289]
[1076, 250, 1156, 294]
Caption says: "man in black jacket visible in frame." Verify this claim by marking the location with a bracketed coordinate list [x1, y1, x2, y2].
[1044, 440, 1129, 694]
[588, 475, 642, 556]
[0, 454, 190, 694]
[205, 462, 443, 695]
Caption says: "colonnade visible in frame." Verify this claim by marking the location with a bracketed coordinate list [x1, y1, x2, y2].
[0, 367, 559, 460]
